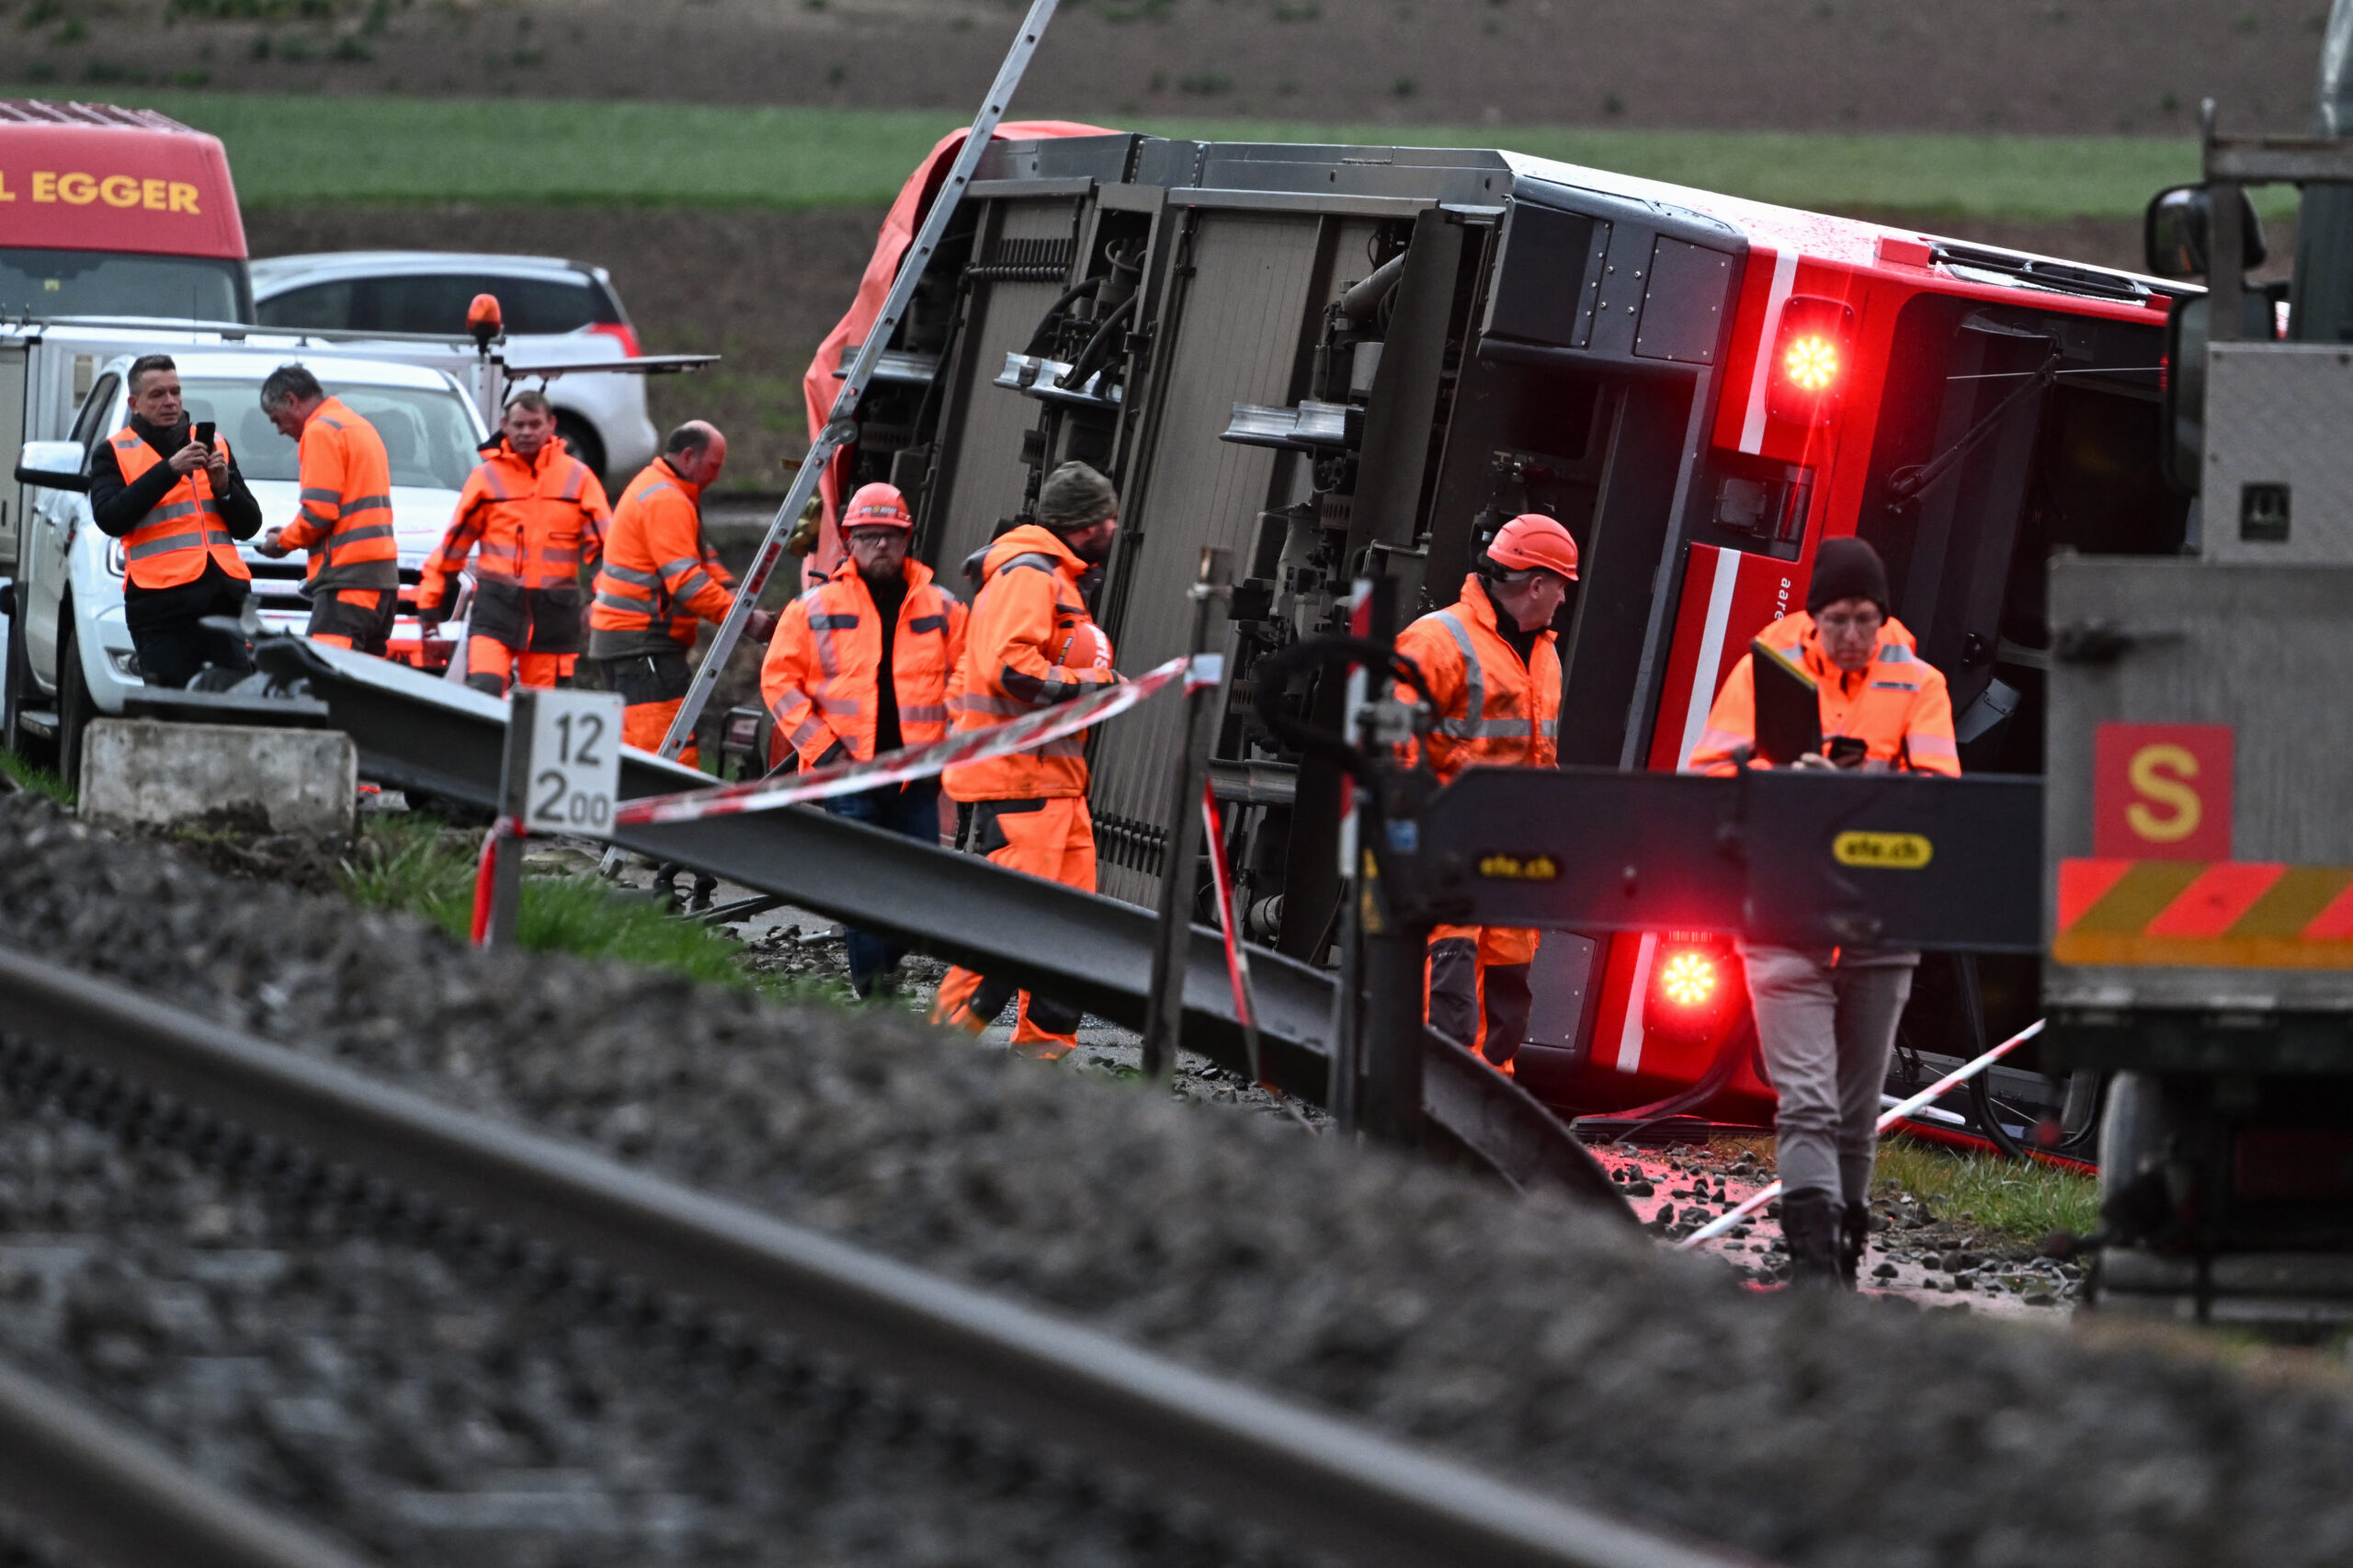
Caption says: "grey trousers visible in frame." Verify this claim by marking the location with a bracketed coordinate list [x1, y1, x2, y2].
[1741, 945, 1918, 1202]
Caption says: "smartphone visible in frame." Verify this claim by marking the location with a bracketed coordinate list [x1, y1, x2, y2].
[1825, 735, 1870, 769]
[193, 420, 216, 448]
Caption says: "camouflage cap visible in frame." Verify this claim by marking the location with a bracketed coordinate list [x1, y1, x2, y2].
[1035, 460, 1118, 531]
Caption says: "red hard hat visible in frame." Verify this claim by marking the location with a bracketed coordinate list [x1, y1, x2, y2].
[1487, 513, 1578, 581]
[842, 482, 914, 531]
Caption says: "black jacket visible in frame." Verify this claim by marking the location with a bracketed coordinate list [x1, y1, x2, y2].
[87, 415, 263, 542]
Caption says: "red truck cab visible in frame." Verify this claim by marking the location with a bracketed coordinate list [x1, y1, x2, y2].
[0, 100, 249, 323]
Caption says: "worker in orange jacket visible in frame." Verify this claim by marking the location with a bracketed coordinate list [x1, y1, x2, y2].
[762, 481, 967, 997]
[1394, 513, 1575, 1070]
[254, 363, 399, 654]
[931, 460, 1122, 1058]
[1686, 536, 1958, 1290]
[417, 390, 610, 697]
[587, 421, 775, 766]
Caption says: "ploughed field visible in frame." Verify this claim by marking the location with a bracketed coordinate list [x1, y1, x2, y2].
[2, 790, 2353, 1566]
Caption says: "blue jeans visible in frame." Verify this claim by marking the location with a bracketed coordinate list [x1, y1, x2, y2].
[822, 778, 941, 994]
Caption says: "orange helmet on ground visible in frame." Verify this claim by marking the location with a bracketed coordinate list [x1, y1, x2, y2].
[843, 482, 915, 530]
[1487, 512, 1578, 581]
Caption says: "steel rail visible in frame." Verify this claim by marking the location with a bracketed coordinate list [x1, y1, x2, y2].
[0, 948, 1760, 1568]
[0, 1351, 380, 1568]
[260, 640, 1634, 1216]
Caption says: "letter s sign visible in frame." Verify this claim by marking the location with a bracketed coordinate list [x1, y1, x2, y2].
[2094, 722, 2233, 861]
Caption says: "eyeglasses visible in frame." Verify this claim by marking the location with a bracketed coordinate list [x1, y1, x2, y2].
[1815, 609, 1882, 635]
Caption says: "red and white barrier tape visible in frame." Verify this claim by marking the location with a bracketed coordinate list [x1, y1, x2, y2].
[1671, 1017, 2046, 1250]
[614, 653, 1209, 827]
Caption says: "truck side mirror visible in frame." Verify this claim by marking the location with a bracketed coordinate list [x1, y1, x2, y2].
[2145, 185, 2268, 279]
[13, 440, 90, 494]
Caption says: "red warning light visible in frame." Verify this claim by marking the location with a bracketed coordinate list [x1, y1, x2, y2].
[1781, 334, 1840, 394]
[1657, 947, 1720, 1009]
[1768, 295, 1855, 426]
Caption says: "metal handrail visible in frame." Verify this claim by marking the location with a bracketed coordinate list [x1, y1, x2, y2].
[0, 945, 1762, 1568]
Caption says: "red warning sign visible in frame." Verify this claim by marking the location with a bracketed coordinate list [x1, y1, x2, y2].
[2093, 722, 2233, 862]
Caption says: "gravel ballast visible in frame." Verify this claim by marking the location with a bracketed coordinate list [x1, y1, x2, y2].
[4, 794, 2353, 1568]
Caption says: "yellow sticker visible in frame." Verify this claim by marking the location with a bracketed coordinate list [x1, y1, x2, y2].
[1478, 853, 1560, 881]
[1833, 831, 1933, 869]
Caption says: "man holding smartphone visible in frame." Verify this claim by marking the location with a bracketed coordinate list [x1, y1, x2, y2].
[87, 353, 264, 688]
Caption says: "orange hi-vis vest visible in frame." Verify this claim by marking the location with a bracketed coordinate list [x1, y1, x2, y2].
[419, 436, 609, 608]
[106, 426, 250, 592]
[278, 396, 397, 592]
[588, 459, 736, 653]
[1392, 574, 1562, 784]
[761, 555, 967, 769]
[943, 524, 1117, 802]
[1687, 610, 1961, 776]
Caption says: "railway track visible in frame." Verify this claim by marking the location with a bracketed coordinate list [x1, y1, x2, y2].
[9, 795, 2353, 1568]
[0, 943, 1756, 1568]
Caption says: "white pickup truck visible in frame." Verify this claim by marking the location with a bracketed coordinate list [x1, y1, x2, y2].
[2, 324, 493, 780]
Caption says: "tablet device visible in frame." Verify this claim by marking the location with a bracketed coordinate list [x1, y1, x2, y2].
[1750, 637, 1822, 766]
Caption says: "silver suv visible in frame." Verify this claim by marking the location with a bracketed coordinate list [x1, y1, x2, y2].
[250, 251, 657, 483]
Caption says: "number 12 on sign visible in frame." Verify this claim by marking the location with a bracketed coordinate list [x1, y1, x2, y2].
[522, 689, 624, 837]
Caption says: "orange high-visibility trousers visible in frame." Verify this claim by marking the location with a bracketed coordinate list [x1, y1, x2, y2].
[621, 697, 699, 769]
[464, 634, 569, 697]
[1426, 923, 1540, 1069]
[931, 795, 1096, 1059]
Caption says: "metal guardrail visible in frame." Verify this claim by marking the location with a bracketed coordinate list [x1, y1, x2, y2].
[0, 1352, 379, 1568]
[0, 947, 1762, 1568]
[258, 640, 1632, 1215]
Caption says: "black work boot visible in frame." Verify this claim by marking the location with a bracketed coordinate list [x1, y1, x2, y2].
[1838, 1199, 1871, 1289]
[1778, 1188, 1843, 1290]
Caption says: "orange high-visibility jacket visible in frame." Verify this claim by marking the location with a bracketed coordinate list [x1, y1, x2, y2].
[418, 436, 609, 609]
[943, 524, 1117, 801]
[1688, 610, 1960, 776]
[761, 555, 967, 769]
[1392, 574, 1563, 784]
[277, 396, 397, 592]
[106, 426, 250, 592]
[587, 459, 736, 656]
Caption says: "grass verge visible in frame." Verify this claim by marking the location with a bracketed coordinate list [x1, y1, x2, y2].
[0, 749, 74, 807]
[342, 815, 834, 996]
[80, 90, 2280, 222]
[1872, 1136, 2101, 1243]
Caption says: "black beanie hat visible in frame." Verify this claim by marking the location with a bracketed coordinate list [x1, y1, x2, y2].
[1805, 536, 1891, 616]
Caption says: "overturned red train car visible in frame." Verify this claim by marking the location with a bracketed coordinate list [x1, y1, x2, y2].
[817, 130, 2187, 1126]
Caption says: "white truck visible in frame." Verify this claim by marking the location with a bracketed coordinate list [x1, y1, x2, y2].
[0, 321, 503, 781]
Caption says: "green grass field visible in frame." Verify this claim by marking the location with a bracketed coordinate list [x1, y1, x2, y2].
[77, 91, 2277, 221]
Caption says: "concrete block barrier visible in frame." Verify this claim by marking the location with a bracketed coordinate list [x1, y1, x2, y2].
[79, 720, 357, 838]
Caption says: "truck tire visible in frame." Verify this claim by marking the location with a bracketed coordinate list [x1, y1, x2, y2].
[2097, 1071, 2166, 1207]
[1, 590, 56, 771]
[55, 611, 94, 797]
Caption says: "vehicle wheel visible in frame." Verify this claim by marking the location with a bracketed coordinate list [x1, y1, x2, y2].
[56, 610, 94, 797]
[2, 586, 57, 771]
[554, 414, 607, 488]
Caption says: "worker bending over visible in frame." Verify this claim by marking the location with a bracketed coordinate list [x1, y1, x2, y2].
[932, 460, 1123, 1058]
[418, 390, 610, 697]
[588, 421, 775, 765]
[762, 482, 967, 998]
[1688, 536, 1958, 1289]
[1394, 513, 1575, 1069]
[255, 364, 398, 654]
[88, 354, 263, 689]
